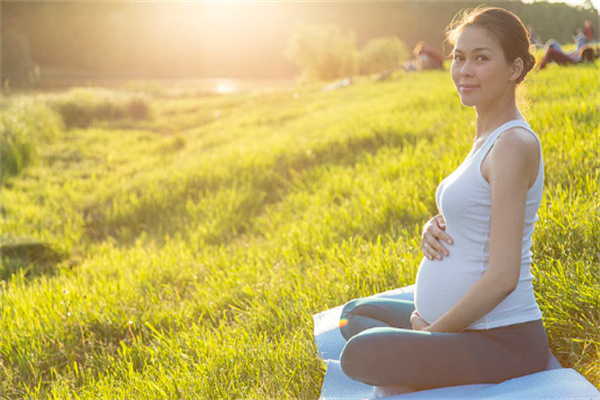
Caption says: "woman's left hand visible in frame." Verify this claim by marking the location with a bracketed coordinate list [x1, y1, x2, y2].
[410, 310, 431, 331]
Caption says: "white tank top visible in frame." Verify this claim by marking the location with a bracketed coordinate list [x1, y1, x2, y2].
[415, 120, 544, 330]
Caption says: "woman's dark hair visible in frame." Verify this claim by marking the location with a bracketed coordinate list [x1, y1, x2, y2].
[446, 7, 536, 84]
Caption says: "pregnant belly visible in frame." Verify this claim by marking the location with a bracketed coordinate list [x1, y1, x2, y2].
[415, 256, 484, 324]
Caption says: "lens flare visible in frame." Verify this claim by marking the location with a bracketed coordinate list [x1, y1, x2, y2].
[339, 318, 349, 328]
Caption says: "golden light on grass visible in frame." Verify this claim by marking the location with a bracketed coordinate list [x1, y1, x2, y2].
[1, 61, 598, 398]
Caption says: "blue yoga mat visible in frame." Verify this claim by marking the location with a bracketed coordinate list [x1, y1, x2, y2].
[313, 285, 600, 399]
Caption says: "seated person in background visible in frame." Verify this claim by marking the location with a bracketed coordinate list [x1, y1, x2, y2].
[574, 29, 588, 51]
[406, 42, 445, 71]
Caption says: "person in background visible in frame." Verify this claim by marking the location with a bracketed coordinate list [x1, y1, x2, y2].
[584, 20, 595, 43]
[413, 41, 445, 70]
[575, 28, 588, 50]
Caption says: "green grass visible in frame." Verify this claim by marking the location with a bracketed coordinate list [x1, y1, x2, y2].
[1, 62, 599, 398]
[0, 88, 150, 184]
[0, 100, 64, 182]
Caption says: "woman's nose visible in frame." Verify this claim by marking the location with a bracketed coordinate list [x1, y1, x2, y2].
[460, 60, 474, 76]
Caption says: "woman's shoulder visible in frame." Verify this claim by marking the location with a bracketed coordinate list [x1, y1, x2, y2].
[494, 126, 540, 156]
[483, 126, 540, 183]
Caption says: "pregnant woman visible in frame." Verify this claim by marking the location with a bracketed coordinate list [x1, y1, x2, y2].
[338, 7, 549, 394]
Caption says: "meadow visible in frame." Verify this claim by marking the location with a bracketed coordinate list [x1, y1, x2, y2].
[1, 62, 599, 398]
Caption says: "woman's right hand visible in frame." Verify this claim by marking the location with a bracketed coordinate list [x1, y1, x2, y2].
[421, 214, 453, 261]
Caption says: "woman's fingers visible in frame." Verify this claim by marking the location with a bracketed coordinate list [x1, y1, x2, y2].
[421, 216, 453, 260]
[424, 236, 447, 260]
[422, 241, 443, 261]
[434, 227, 454, 245]
[421, 230, 438, 260]
[435, 214, 446, 229]
[432, 216, 453, 243]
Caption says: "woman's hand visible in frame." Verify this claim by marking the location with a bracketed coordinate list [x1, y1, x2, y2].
[410, 310, 430, 331]
[421, 214, 453, 261]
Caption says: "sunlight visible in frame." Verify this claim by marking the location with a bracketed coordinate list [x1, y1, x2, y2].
[143, 2, 289, 79]
[215, 79, 239, 94]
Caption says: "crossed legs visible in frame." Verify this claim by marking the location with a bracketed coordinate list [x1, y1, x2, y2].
[339, 297, 548, 390]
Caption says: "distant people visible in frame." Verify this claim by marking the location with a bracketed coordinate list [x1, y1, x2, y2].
[544, 29, 585, 56]
[538, 39, 598, 69]
[584, 20, 596, 43]
[409, 42, 445, 71]
[537, 29, 599, 70]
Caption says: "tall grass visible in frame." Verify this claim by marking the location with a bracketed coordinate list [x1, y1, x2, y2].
[0, 100, 64, 182]
[0, 63, 598, 398]
[41, 88, 150, 129]
[0, 88, 151, 183]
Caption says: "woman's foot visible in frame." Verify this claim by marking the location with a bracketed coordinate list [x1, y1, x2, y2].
[372, 385, 415, 398]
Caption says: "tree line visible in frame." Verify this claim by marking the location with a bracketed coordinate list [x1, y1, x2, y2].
[1, 1, 597, 87]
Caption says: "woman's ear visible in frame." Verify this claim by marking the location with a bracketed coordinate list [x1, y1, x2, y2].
[509, 57, 524, 82]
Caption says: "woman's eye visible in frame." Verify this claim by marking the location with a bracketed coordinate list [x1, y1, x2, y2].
[476, 55, 488, 61]
[453, 55, 464, 62]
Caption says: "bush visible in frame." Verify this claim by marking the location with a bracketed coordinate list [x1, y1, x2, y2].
[285, 24, 358, 81]
[359, 36, 409, 75]
[41, 88, 150, 129]
[124, 80, 168, 98]
[0, 99, 64, 181]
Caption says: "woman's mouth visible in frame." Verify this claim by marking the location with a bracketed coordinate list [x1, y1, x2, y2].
[459, 84, 479, 93]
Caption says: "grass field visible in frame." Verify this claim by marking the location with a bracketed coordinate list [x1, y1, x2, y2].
[1, 62, 599, 398]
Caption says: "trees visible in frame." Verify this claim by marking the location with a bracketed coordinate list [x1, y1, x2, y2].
[285, 24, 358, 81]
[359, 36, 409, 75]
[1, 1, 597, 82]
[286, 26, 411, 81]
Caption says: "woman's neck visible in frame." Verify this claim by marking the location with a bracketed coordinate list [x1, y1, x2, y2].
[474, 91, 522, 140]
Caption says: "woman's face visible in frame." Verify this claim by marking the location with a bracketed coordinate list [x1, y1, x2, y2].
[450, 25, 520, 109]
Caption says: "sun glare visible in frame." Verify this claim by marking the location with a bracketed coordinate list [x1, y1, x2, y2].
[215, 79, 239, 94]
[143, 2, 289, 79]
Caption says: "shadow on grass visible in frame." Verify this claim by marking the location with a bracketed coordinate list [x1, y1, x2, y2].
[1, 240, 66, 281]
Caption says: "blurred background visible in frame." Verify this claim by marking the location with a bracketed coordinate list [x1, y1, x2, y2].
[1, 0, 598, 92]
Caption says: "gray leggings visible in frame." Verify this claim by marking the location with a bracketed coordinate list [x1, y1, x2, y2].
[339, 297, 549, 389]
